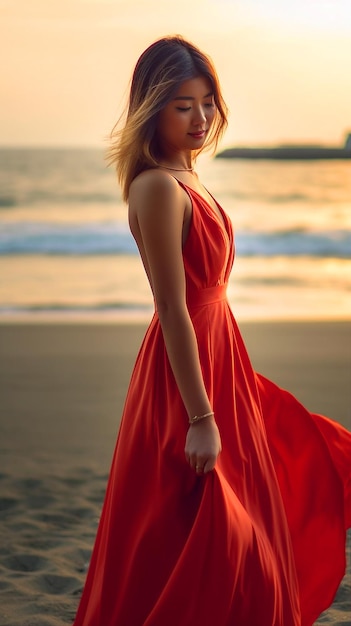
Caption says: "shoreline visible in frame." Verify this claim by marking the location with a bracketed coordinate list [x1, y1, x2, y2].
[0, 311, 350, 325]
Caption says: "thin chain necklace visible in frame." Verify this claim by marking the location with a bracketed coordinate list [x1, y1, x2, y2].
[157, 164, 194, 173]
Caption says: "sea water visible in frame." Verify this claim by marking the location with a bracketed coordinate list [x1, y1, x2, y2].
[0, 148, 350, 321]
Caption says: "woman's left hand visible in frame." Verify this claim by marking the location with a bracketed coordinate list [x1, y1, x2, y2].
[185, 416, 222, 475]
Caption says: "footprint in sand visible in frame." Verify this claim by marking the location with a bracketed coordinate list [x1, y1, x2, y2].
[30, 573, 82, 595]
[2, 553, 49, 572]
[0, 497, 18, 513]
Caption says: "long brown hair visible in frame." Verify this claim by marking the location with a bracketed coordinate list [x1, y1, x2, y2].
[107, 35, 228, 201]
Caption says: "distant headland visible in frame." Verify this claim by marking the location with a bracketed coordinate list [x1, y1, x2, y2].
[216, 132, 351, 160]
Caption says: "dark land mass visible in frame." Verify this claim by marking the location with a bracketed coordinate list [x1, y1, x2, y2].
[217, 134, 351, 160]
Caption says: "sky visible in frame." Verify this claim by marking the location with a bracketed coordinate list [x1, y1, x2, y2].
[1, 0, 350, 149]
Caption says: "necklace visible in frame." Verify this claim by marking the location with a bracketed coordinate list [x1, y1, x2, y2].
[157, 164, 194, 172]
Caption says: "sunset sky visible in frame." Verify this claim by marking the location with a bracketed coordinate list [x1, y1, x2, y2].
[1, 0, 350, 149]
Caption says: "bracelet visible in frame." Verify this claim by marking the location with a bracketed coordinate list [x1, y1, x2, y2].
[189, 411, 214, 425]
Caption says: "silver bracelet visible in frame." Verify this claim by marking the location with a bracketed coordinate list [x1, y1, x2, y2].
[189, 411, 214, 425]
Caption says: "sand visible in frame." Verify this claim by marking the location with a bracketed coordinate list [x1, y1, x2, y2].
[0, 320, 350, 625]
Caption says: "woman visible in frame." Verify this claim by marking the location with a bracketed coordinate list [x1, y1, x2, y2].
[73, 36, 350, 626]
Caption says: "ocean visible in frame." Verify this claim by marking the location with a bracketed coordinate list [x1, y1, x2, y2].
[0, 147, 350, 321]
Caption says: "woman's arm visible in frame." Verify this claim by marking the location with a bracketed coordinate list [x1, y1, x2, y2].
[129, 171, 221, 473]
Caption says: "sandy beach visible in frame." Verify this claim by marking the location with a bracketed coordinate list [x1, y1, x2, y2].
[0, 320, 350, 625]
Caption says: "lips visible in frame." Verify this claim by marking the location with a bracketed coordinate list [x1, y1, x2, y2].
[188, 130, 206, 139]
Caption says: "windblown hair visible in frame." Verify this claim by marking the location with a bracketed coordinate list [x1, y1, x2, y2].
[107, 35, 228, 201]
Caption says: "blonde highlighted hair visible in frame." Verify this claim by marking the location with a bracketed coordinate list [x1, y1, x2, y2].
[107, 36, 228, 202]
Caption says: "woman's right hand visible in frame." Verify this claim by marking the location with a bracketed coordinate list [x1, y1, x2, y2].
[185, 416, 222, 475]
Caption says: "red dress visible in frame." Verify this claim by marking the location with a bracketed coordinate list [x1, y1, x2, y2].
[73, 183, 351, 626]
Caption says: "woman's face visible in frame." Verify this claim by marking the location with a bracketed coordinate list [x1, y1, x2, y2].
[156, 76, 216, 155]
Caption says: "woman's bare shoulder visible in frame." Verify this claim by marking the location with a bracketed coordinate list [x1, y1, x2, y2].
[129, 169, 183, 206]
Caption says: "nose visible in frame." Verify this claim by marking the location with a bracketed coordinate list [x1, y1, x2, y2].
[192, 105, 207, 127]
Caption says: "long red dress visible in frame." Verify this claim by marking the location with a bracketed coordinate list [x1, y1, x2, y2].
[73, 182, 351, 626]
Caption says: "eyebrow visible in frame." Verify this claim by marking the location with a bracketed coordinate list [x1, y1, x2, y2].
[173, 92, 214, 101]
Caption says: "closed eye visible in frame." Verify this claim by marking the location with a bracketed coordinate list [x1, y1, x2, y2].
[176, 106, 191, 111]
